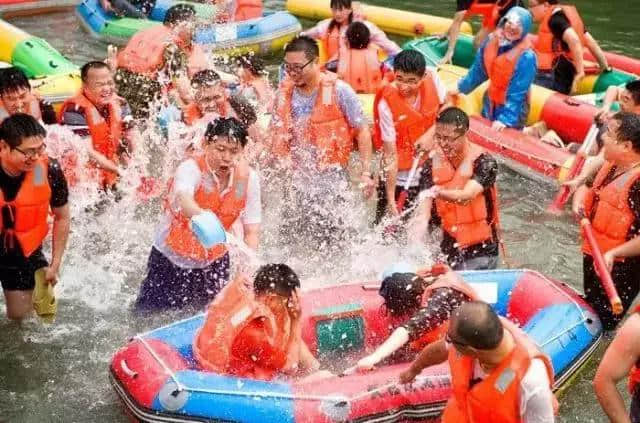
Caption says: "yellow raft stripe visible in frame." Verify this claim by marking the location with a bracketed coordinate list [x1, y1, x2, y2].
[0, 19, 29, 63]
[286, 0, 472, 38]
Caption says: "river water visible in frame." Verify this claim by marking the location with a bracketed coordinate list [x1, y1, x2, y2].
[1, 0, 637, 422]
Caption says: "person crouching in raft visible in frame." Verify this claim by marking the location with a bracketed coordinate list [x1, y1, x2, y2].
[300, 0, 400, 64]
[449, 6, 537, 131]
[571, 112, 640, 331]
[409, 107, 501, 270]
[0, 114, 70, 321]
[440, 0, 523, 64]
[0, 67, 57, 125]
[400, 301, 557, 423]
[373, 50, 447, 224]
[135, 117, 261, 311]
[355, 264, 477, 371]
[59, 61, 138, 191]
[194, 264, 326, 381]
[113, 4, 207, 118]
[594, 307, 640, 423]
[332, 21, 382, 94]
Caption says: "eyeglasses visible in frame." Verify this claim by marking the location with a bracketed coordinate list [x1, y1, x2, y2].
[434, 131, 464, 144]
[14, 143, 46, 159]
[283, 58, 315, 74]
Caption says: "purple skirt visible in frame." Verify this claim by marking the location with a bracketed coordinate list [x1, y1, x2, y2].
[134, 247, 230, 312]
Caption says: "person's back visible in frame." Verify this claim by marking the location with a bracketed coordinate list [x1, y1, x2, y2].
[336, 21, 382, 94]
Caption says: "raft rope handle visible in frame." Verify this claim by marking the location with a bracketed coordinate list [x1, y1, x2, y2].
[135, 336, 186, 393]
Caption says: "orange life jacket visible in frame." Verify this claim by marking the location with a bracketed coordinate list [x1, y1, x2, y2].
[582, 161, 640, 258]
[0, 157, 51, 258]
[337, 44, 382, 94]
[409, 271, 479, 351]
[483, 33, 532, 107]
[534, 4, 586, 71]
[59, 92, 122, 187]
[164, 155, 248, 262]
[372, 77, 440, 166]
[628, 306, 640, 395]
[465, 0, 511, 30]
[0, 96, 43, 123]
[117, 25, 207, 79]
[433, 144, 499, 249]
[322, 25, 342, 62]
[193, 274, 291, 378]
[182, 99, 234, 126]
[270, 72, 353, 168]
[234, 0, 262, 21]
[442, 321, 555, 423]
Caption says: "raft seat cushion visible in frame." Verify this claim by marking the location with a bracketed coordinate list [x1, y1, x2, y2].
[311, 303, 365, 359]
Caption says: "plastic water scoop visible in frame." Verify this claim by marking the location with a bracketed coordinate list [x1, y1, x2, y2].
[190, 211, 227, 248]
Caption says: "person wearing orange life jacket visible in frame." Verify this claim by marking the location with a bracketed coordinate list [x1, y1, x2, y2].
[0, 67, 56, 125]
[59, 62, 136, 190]
[400, 301, 556, 423]
[409, 108, 500, 271]
[113, 4, 207, 118]
[594, 306, 640, 423]
[210, 0, 262, 22]
[236, 54, 274, 114]
[0, 114, 70, 321]
[355, 263, 477, 372]
[450, 7, 537, 131]
[571, 112, 640, 331]
[440, 0, 523, 64]
[194, 263, 326, 381]
[301, 0, 400, 64]
[333, 21, 383, 94]
[529, 0, 609, 95]
[373, 50, 447, 225]
[135, 117, 262, 311]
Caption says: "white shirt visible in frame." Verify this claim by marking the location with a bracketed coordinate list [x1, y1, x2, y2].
[377, 67, 446, 187]
[472, 358, 555, 423]
[153, 158, 261, 269]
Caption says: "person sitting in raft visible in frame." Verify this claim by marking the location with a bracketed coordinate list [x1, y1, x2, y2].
[594, 306, 640, 423]
[210, 0, 262, 22]
[0, 114, 70, 321]
[571, 112, 640, 331]
[194, 263, 325, 381]
[449, 6, 537, 131]
[135, 117, 261, 311]
[235, 54, 274, 113]
[373, 49, 447, 224]
[332, 21, 383, 94]
[59, 61, 138, 191]
[301, 0, 400, 65]
[355, 264, 477, 371]
[399, 301, 556, 423]
[529, 0, 609, 95]
[409, 107, 501, 271]
[113, 4, 207, 118]
[440, 0, 523, 64]
[99, 0, 154, 18]
[0, 67, 56, 125]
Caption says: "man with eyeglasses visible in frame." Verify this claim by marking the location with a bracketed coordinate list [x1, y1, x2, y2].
[399, 301, 556, 423]
[269, 35, 373, 249]
[0, 114, 70, 321]
[409, 107, 500, 270]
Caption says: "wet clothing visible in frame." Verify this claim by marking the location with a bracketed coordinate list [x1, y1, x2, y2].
[403, 287, 470, 341]
[374, 177, 423, 225]
[632, 387, 640, 423]
[0, 159, 68, 290]
[456, 0, 521, 13]
[109, 0, 156, 17]
[420, 153, 500, 268]
[59, 98, 134, 137]
[134, 247, 230, 311]
[456, 0, 523, 29]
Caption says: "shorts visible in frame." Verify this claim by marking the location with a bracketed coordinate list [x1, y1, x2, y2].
[0, 250, 48, 291]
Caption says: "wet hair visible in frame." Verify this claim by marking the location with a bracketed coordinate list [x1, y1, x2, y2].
[393, 50, 426, 77]
[228, 94, 257, 127]
[451, 301, 503, 350]
[284, 35, 319, 61]
[328, 0, 354, 33]
[379, 273, 425, 317]
[191, 69, 221, 88]
[625, 80, 640, 106]
[239, 54, 266, 76]
[611, 111, 640, 153]
[0, 113, 46, 149]
[81, 61, 110, 82]
[345, 21, 370, 49]
[253, 263, 301, 297]
[436, 107, 470, 134]
[0, 67, 31, 97]
[203, 117, 249, 147]
[547, 0, 559, 4]
[163, 4, 196, 26]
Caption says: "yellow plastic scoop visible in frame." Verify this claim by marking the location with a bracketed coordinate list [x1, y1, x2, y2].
[32, 268, 57, 322]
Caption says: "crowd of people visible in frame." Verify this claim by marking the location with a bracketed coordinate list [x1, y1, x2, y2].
[2, 0, 640, 420]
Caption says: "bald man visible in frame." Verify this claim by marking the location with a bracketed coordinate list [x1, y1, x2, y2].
[400, 301, 556, 423]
